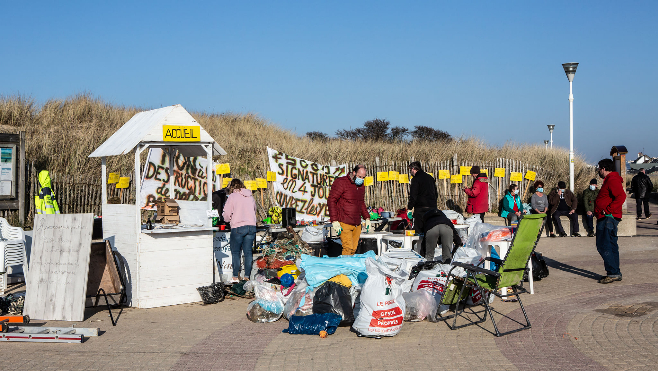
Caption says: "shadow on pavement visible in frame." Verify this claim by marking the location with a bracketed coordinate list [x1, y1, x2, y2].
[544, 257, 602, 280]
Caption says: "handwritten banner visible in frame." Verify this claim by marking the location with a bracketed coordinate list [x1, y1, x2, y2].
[268, 147, 347, 221]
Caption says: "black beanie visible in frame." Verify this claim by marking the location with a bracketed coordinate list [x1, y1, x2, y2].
[558, 181, 566, 189]
[590, 178, 597, 185]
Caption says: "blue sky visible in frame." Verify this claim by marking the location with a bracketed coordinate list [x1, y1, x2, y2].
[2, 1, 656, 163]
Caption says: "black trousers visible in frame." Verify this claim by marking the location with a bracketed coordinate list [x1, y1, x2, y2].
[413, 207, 433, 234]
[636, 198, 651, 218]
[552, 210, 579, 234]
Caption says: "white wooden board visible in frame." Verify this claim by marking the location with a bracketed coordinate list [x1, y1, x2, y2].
[24, 214, 94, 321]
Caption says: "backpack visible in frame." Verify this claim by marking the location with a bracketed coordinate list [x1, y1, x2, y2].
[524, 251, 549, 281]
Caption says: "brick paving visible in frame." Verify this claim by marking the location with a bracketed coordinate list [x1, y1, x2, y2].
[0, 218, 657, 370]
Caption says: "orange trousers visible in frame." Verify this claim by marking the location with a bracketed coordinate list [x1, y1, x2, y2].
[339, 222, 362, 255]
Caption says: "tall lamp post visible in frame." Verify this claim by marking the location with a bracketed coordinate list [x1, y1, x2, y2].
[544, 140, 549, 149]
[562, 62, 579, 191]
[547, 125, 555, 148]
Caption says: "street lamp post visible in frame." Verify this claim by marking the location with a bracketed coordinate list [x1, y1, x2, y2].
[547, 125, 555, 149]
[544, 140, 549, 150]
[562, 62, 579, 192]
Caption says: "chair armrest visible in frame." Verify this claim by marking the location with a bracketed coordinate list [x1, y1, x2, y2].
[451, 261, 501, 277]
[485, 257, 504, 266]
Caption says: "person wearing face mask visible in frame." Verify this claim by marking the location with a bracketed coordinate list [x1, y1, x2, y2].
[548, 180, 580, 237]
[463, 166, 489, 223]
[328, 164, 371, 255]
[407, 161, 438, 233]
[501, 184, 523, 225]
[582, 179, 600, 237]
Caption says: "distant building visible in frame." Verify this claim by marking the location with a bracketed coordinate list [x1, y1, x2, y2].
[629, 152, 658, 173]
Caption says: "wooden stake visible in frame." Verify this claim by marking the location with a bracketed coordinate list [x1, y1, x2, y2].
[523, 178, 532, 201]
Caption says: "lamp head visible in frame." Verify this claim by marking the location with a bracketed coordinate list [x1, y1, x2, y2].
[544, 140, 549, 145]
[547, 124, 555, 133]
[562, 62, 579, 82]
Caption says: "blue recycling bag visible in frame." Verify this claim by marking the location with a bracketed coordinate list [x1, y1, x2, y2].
[298, 251, 376, 288]
[282, 313, 342, 335]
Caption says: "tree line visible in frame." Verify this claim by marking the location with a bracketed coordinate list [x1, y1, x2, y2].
[306, 118, 451, 143]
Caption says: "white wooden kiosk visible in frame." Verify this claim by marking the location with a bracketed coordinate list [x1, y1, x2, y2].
[89, 105, 226, 308]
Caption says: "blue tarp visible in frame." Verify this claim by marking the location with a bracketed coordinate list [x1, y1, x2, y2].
[298, 251, 376, 288]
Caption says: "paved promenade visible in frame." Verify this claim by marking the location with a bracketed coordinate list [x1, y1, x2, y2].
[1, 218, 658, 370]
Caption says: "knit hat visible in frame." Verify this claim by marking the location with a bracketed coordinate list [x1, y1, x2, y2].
[470, 166, 480, 175]
[590, 178, 597, 185]
[558, 181, 566, 189]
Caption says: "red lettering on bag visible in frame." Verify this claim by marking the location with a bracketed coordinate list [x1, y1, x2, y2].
[369, 316, 403, 328]
[372, 306, 403, 318]
[416, 280, 446, 294]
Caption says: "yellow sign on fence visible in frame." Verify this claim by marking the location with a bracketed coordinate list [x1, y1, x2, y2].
[427, 172, 434, 178]
[244, 180, 258, 191]
[494, 168, 506, 178]
[438, 170, 450, 180]
[162, 125, 200, 142]
[116, 177, 131, 189]
[267, 171, 277, 182]
[222, 177, 233, 188]
[108, 172, 120, 184]
[256, 178, 268, 189]
[482, 169, 489, 176]
[364, 176, 374, 186]
[216, 163, 231, 175]
[525, 171, 537, 181]
[450, 174, 462, 184]
[377, 172, 389, 181]
[510, 172, 523, 182]
[398, 174, 410, 184]
[388, 171, 399, 180]
[460, 166, 472, 176]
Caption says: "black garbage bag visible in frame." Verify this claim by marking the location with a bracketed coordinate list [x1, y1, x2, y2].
[312, 281, 354, 325]
[282, 313, 342, 335]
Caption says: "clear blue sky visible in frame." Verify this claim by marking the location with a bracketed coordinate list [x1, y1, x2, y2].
[2, 1, 656, 164]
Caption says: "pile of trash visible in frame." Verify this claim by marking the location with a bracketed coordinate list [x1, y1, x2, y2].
[255, 230, 313, 270]
[0, 294, 25, 315]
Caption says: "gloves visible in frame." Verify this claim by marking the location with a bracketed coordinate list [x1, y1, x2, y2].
[332, 221, 342, 235]
[364, 219, 372, 233]
[407, 211, 414, 220]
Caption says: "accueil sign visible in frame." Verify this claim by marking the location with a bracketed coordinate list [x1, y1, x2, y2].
[162, 125, 200, 142]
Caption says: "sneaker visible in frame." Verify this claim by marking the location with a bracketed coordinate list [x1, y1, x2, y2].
[637, 216, 643, 220]
[587, 231, 595, 237]
[646, 213, 652, 220]
[230, 277, 240, 284]
[598, 276, 622, 284]
[571, 232, 582, 237]
[559, 232, 568, 237]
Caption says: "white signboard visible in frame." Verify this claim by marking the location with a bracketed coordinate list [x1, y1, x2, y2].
[267, 147, 347, 221]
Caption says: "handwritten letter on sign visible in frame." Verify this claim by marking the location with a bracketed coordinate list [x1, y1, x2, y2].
[267, 147, 347, 221]
[24, 214, 94, 321]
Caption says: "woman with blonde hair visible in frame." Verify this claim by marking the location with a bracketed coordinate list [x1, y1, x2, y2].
[222, 179, 257, 283]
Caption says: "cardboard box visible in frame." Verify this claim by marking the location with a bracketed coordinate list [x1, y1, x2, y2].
[156, 198, 179, 216]
[157, 215, 180, 224]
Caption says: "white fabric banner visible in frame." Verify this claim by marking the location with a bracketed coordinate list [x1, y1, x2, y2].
[267, 147, 347, 221]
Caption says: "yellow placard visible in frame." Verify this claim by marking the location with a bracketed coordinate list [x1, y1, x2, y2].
[494, 168, 506, 178]
[244, 180, 258, 191]
[107, 172, 120, 184]
[216, 163, 231, 175]
[450, 174, 462, 184]
[162, 125, 200, 142]
[256, 178, 268, 188]
[364, 176, 374, 187]
[398, 174, 410, 184]
[388, 171, 399, 180]
[482, 169, 489, 176]
[460, 166, 472, 176]
[222, 177, 233, 188]
[427, 172, 434, 178]
[116, 177, 130, 189]
[525, 171, 537, 181]
[377, 172, 389, 181]
[438, 170, 450, 180]
[267, 171, 277, 182]
[510, 172, 523, 182]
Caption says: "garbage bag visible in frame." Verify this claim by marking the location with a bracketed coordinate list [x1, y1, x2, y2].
[411, 263, 452, 306]
[246, 283, 284, 323]
[312, 281, 355, 325]
[283, 276, 316, 320]
[298, 251, 376, 289]
[352, 257, 407, 337]
[402, 290, 438, 322]
[282, 313, 342, 335]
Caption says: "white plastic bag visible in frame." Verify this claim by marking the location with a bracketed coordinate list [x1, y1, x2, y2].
[301, 226, 325, 243]
[402, 290, 438, 322]
[442, 210, 465, 225]
[283, 277, 317, 320]
[246, 283, 284, 323]
[352, 258, 407, 337]
[411, 263, 451, 306]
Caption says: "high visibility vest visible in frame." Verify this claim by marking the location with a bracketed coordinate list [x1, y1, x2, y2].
[35, 170, 60, 215]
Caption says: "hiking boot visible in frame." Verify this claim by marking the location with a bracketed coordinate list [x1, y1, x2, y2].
[587, 231, 595, 237]
[599, 276, 622, 284]
[571, 232, 581, 237]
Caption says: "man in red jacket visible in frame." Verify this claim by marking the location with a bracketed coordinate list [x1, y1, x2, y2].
[463, 166, 489, 222]
[328, 164, 371, 255]
[594, 159, 627, 284]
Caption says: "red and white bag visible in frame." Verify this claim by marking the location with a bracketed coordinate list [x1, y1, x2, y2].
[352, 257, 407, 337]
[411, 263, 451, 306]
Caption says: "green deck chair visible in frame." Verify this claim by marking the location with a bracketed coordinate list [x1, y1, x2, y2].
[438, 213, 546, 337]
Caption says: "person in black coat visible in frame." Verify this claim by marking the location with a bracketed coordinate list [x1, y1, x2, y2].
[631, 168, 654, 220]
[407, 161, 438, 233]
[417, 209, 463, 262]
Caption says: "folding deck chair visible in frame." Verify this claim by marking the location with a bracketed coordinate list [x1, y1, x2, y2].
[438, 213, 546, 337]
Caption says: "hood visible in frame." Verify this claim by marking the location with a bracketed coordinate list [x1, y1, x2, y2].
[236, 188, 253, 197]
[476, 175, 488, 182]
[606, 171, 624, 183]
[38, 170, 52, 188]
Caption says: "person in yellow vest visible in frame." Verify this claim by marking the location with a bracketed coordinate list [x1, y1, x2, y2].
[34, 170, 60, 214]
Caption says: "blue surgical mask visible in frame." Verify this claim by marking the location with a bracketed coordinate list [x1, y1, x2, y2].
[536, 187, 544, 193]
[589, 185, 596, 190]
[514, 189, 519, 195]
[355, 177, 364, 186]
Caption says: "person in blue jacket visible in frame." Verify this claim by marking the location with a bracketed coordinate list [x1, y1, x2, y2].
[501, 184, 523, 226]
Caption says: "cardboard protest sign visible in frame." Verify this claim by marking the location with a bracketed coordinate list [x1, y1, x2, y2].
[267, 147, 347, 221]
[140, 148, 212, 209]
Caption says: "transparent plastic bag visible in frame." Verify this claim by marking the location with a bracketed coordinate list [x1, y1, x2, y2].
[246, 283, 284, 323]
[283, 276, 317, 320]
[402, 290, 438, 322]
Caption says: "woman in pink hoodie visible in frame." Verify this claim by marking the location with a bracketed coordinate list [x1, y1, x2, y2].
[222, 179, 257, 283]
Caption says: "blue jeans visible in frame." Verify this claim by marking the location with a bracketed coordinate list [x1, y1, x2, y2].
[585, 214, 594, 233]
[596, 217, 621, 277]
[230, 225, 256, 278]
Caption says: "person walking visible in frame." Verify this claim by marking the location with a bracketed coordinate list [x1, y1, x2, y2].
[463, 166, 489, 222]
[631, 168, 653, 220]
[548, 181, 580, 237]
[582, 179, 599, 237]
[595, 159, 627, 284]
[328, 164, 371, 255]
[222, 179, 257, 283]
[407, 161, 438, 233]
[501, 184, 523, 226]
[530, 180, 552, 235]
[417, 209, 463, 263]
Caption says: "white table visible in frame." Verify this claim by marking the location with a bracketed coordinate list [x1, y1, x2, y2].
[359, 232, 393, 255]
[487, 240, 534, 295]
[382, 234, 420, 253]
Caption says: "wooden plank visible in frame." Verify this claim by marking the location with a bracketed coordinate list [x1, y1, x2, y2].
[24, 214, 94, 321]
